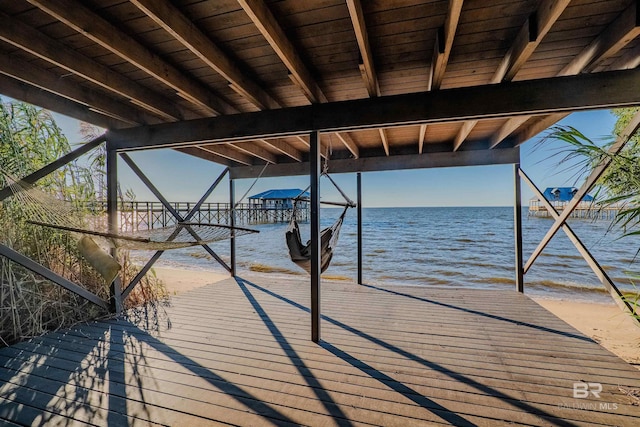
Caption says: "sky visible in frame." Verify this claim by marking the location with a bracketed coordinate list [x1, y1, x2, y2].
[42, 107, 619, 208]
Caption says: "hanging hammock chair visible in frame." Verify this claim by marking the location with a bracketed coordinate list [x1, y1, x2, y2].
[285, 173, 354, 274]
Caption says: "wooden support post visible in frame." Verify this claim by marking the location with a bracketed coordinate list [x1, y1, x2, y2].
[310, 131, 321, 343]
[106, 143, 122, 314]
[514, 164, 524, 292]
[357, 172, 363, 285]
[230, 176, 236, 277]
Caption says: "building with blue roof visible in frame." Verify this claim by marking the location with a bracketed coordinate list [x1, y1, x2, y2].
[542, 187, 594, 202]
[249, 189, 310, 210]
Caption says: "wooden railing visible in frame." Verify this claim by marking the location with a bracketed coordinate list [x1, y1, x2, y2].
[80, 201, 308, 231]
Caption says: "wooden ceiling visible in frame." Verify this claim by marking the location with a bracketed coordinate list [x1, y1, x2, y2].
[1, 0, 639, 170]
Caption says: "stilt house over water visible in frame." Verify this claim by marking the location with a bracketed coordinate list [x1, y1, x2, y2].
[2, 1, 640, 425]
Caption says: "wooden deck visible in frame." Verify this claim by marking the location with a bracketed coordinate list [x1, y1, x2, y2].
[1, 275, 640, 426]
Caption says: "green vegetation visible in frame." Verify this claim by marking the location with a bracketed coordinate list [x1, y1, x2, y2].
[0, 99, 166, 346]
[545, 107, 640, 316]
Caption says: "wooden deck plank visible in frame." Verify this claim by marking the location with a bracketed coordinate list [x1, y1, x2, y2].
[1, 274, 639, 426]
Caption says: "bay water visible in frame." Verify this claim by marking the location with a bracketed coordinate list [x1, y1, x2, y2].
[132, 207, 640, 303]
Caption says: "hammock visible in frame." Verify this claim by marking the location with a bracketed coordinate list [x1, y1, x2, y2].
[286, 205, 348, 274]
[2, 173, 259, 251]
[285, 172, 354, 273]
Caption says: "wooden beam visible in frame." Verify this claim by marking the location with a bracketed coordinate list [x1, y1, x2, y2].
[561, 0, 640, 75]
[520, 168, 638, 318]
[429, 0, 464, 90]
[455, 0, 570, 150]
[109, 68, 640, 151]
[238, 0, 326, 104]
[177, 147, 233, 167]
[490, 0, 640, 148]
[418, 125, 427, 154]
[0, 52, 159, 126]
[0, 74, 123, 129]
[347, 0, 379, 97]
[512, 113, 571, 147]
[295, 135, 329, 160]
[309, 130, 321, 343]
[333, 133, 360, 159]
[230, 147, 520, 178]
[0, 11, 185, 122]
[130, 0, 279, 111]
[200, 145, 253, 166]
[378, 129, 390, 156]
[231, 141, 278, 164]
[258, 139, 303, 162]
[500, 0, 571, 82]
[608, 40, 640, 71]
[27, 0, 234, 116]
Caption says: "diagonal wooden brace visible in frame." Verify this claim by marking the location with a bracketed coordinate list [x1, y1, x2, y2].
[520, 169, 639, 321]
[524, 111, 640, 273]
[118, 158, 232, 297]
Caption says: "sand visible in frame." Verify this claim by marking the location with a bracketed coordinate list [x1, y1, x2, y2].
[152, 266, 640, 368]
[534, 298, 640, 367]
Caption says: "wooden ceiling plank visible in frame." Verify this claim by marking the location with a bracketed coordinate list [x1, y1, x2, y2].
[0, 11, 185, 121]
[259, 139, 303, 162]
[238, 0, 327, 104]
[26, 0, 234, 116]
[333, 132, 360, 159]
[560, 0, 640, 75]
[455, 0, 570, 151]
[108, 68, 640, 151]
[130, 0, 280, 110]
[490, 0, 640, 148]
[0, 52, 160, 126]
[200, 145, 253, 166]
[346, 0, 379, 97]
[0, 73, 124, 129]
[231, 141, 278, 163]
[179, 146, 233, 167]
[608, 41, 640, 71]
[429, 0, 464, 91]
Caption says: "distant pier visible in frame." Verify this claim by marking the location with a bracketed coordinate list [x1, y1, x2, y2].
[84, 201, 308, 231]
[528, 199, 621, 220]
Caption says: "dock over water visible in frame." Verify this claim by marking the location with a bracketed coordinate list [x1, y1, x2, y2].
[1, 275, 639, 426]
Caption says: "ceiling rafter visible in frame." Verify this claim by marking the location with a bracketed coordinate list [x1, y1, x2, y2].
[0, 73, 123, 129]
[346, 0, 379, 98]
[346, 0, 386, 156]
[333, 132, 360, 159]
[418, 125, 427, 154]
[130, 0, 279, 111]
[200, 144, 253, 166]
[0, 11, 185, 122]
[231, 141, 278, 164]
[429, 0, 464, 91]
[26, 0, 235, 117]
[258, 139, 303, 162]
[237, 0, 326, 104]
[453, 0, 571, 151]
[489, 0, 640, 149]
[179, 147, 233, 167]
[0, 51, 160, 126]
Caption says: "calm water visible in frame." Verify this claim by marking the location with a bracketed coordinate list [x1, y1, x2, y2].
[132, 207, 640, 303]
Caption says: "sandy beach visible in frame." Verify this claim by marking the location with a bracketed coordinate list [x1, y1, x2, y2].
[154, 267, 640, 368]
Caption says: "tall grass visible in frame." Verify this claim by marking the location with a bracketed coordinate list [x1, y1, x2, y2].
[0, 100, 166, 346]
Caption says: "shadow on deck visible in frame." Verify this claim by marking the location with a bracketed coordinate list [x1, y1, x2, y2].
[1, 274, 639, 426]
